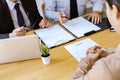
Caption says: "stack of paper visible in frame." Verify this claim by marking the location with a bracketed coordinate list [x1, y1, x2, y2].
[65, 38, 100, 62]
[35, 25, 75, 48]
[62, 17, 101, 38]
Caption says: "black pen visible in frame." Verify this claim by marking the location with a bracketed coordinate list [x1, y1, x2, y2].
[24, 12, 39, 31]
[31, 17, 39, 29]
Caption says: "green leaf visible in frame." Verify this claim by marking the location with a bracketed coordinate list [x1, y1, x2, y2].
[40, 44, 50, 57]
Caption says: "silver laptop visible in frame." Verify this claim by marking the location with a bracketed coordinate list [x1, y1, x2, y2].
[0, 35, 42, 64]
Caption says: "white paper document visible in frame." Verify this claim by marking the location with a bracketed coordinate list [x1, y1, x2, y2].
[35, 25, 75, 48]
[62, 17, 101, 38]
[65, 38, 100, 62]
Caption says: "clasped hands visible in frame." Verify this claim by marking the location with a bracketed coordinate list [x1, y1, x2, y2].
[86, 46, 108, 61]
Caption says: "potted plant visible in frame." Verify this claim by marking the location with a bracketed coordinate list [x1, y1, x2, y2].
[40, 44, 50, 64]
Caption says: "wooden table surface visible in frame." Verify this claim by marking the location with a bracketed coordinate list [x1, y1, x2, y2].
[0, 29, 120, 80]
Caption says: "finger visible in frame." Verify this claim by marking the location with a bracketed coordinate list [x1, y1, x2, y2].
[13, 27, 25, 32]
[45, 22, 50, 28]
[42, 21, 47, 28]
[88, 14, 92, 21]
[62, 18, 67, 23]
[16, 29, 26, 35]
[94, 16, 98, 24]
[41, 24, 45, 28]
[48, 21, 52, 27]
[59, 13, 64, 24]
[61, 12, 66, 16]
[21, 27, 27, 32]
[91, 16, 95, 24]
[59, 18, 63, 24]
[87, 16, 91, 20]
[39, 21, 45, 28]
[96, 15, 102, 24]
[86, 47, 94, 54]
[94, 16, 99, 24]
[88, 46, 101, 53]
[12, 31, 25, 37]
[86, 46, 95, 55]
[96, 49, 102, 55]
[99, 16, 102, 23]
[96, 16, 100, 24]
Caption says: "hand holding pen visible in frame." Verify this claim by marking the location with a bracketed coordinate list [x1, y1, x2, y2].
[59, 12, 70, 24]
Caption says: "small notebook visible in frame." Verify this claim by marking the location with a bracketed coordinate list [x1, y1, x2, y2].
[35, 25, 75, 48]
[64, 38, 101, 62]
[62, 17, 101, 38]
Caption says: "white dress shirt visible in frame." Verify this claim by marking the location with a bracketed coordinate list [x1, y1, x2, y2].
[44, 0, 103, 22]
[6, 0, 31, 29]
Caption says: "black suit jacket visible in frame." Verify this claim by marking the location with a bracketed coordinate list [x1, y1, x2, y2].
[0, 0, 43, 39]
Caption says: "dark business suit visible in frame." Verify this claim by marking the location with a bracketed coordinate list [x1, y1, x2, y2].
[0, 0, 43, 39]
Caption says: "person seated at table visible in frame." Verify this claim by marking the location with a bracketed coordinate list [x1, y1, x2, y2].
[71, 0, 120, 80]
[0, 0, 52, 39]
[44, 0, 103, 24]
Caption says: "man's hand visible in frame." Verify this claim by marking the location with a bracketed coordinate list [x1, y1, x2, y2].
[59, 12, 69, 24]
[11, 27, 26, 37]
[39, 18, 52, 28]
[88, 11, 102, 24]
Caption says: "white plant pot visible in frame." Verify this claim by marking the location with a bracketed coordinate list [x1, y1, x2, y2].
[41, 55, 50, 64]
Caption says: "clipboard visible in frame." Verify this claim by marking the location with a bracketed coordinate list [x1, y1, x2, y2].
[62, 17, 101, 38]
[34, 25, 75, 48]
[62, 16, 111, 38]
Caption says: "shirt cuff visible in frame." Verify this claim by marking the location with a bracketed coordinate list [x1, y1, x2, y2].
[9, 33, 13, 38]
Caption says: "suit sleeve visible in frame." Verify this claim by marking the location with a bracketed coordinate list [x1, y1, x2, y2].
[32, 0, 43, 29]
[33, 12, 43, 29]
[90, 0, 103, 12]
[0, 34, 9, 39]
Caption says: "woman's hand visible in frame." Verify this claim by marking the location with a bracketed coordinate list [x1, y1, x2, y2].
[86, 46, 108, 61]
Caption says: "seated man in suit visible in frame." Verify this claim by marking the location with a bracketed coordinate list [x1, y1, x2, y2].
[0, 0, 51, 39]
[44, 0, 103, 24]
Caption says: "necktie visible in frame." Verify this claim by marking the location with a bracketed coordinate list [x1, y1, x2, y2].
[70, 0, 78, 19]
[14, 3, 25, 27]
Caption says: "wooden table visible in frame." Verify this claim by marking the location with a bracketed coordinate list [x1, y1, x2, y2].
[0, 29, 120, 80]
